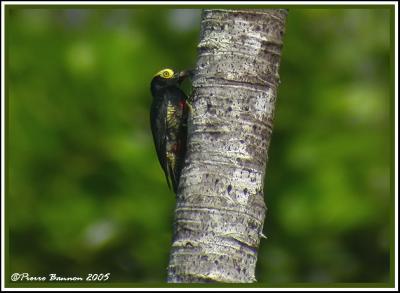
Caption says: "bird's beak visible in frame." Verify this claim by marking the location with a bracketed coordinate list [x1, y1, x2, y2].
[177, 69, 194, 84]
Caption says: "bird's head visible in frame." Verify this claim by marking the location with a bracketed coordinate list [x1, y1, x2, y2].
[151, 68, 190, 87]
[152, 68, 178, 86]
[154, 68, 175, 79]
[150, 68, 192, 98]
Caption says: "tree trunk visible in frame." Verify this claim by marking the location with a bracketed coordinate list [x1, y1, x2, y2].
[167, 8, 288, 283]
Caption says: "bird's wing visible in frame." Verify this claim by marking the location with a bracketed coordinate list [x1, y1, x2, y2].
[150, 99, 172, 191]
[165, 87, 189, 193]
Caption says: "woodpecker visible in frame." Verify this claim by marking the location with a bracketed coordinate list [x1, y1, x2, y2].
[150, 68, 191, 193]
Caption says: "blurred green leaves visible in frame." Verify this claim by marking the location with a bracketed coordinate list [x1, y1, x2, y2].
[259, 8, 391, 284]
[7, 7, 391, 284]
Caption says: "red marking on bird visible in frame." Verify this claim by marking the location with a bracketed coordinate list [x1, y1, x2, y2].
[179, 100, 186, 110]
[172, 142, 181, 153]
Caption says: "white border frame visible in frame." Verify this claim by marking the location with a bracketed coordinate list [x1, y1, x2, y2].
[1, 1, 397, 291]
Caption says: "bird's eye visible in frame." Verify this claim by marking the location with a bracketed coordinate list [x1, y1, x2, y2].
[154, 68, 174, 79]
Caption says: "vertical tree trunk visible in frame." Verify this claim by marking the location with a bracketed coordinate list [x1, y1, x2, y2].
[167, 8, 288, 283]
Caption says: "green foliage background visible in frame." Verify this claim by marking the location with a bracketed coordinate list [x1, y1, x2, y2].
[7, 7, 392, 284]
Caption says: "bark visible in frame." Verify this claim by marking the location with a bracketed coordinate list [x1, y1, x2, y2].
[167, 8, 288, 283]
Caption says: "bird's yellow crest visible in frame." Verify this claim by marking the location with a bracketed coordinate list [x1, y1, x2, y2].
[154, 68, 175, 79]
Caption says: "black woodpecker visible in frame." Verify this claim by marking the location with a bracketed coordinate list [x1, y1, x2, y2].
[150, 68, 191, 193]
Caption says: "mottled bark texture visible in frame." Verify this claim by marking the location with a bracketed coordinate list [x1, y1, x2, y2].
[167, 9, 287, 283]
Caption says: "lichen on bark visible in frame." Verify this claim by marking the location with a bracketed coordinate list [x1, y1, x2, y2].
[167, 8, 288, 283]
